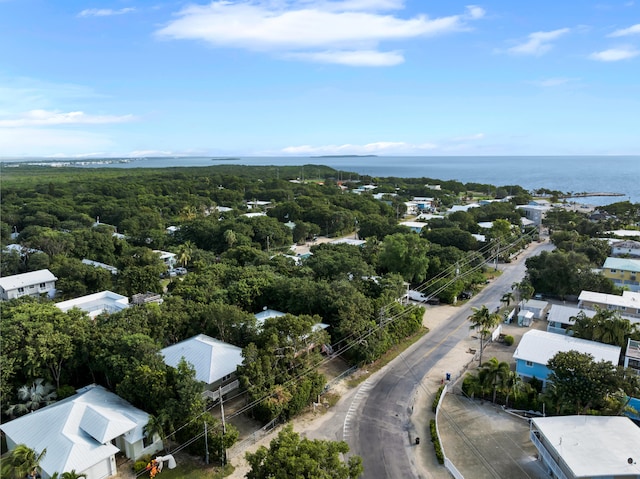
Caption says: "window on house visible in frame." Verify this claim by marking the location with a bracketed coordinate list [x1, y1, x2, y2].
[525, 361, 533, 367]
[610, 269, 617, 273]
[18, 287, 24, 293]
[222, 374, 232, 381]
[143, 432, 154, 448]
[39, 283, 46, 288]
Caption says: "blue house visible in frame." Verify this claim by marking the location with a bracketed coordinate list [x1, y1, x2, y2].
[513, 330, 621, 387]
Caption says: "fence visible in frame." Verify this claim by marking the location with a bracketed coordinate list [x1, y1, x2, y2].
[434, 384, 464, 479]
[226, 416, 280, 459]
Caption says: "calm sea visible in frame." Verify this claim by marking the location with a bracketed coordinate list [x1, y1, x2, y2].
[14, 155, 640, 206]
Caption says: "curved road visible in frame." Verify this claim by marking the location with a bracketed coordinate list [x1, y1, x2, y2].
[345, 240, 554, 478]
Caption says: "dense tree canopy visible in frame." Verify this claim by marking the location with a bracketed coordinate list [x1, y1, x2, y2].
[245, 425, 363, 479]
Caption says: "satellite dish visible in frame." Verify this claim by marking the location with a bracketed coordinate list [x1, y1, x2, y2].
[628, 458, 634, 465]
[263, 306, 267, 311]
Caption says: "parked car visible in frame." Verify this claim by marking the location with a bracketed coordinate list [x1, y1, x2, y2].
[174, 267, 187, 275]
[407, 290, 429, 303]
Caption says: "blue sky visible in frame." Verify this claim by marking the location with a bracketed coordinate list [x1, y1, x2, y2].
[1, 0, 639, 157]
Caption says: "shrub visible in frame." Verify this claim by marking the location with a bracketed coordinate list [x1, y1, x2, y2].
[432, 385, 445, 413]
[133, 455, 152, 473]
[429, 419, 444, 464]
[503, 335, 514, 346]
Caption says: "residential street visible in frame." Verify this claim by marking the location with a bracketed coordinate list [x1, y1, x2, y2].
[227, 238, 554, 478]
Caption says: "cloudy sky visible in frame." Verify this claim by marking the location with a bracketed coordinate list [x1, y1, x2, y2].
[1, 0, 639, 157]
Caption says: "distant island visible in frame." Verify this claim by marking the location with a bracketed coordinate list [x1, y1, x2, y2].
[310, 154, 378, 158]
[211, 157, 241, 161]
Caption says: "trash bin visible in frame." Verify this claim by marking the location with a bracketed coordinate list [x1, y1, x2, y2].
[445, 373, 451, 381]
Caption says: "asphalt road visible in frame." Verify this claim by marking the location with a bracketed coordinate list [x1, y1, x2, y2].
[346, 240, 555, 479]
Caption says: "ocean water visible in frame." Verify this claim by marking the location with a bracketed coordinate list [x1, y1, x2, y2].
[14, 155, 640, 206]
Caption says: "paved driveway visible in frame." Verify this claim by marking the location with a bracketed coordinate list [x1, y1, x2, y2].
[438, 394, 548, 479]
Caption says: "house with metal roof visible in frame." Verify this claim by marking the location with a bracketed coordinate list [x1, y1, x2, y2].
[0, 269, 57, 301]
[601, 257, 640, 292]
[578, 290, 640, 320]
[399, 221, 428, 234]
[546, 304, 596, 335]
[530, 416, 640, 479]
[55, 291, 129, 319]
[0, 384, 162, 479]
[160, 334, 243, 402]
[513, 330, 621, 386]
[82, 259, 119, 275]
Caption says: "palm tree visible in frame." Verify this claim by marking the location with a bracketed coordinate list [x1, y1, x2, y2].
[500, 291, 515, 309]
[503, 371, 524, 408]
[177, 241, 194, 268]
[4, 378, 56, 418]
[479, 358, 510, 403]
[468, 305, 500, 365]
[1, 444, 47, 479]
[51, 471, 88, 479]
[223, 229, 237, 249]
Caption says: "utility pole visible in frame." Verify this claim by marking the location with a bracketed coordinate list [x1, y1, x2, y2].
[204, 421, 209, 465]
[219, 386, 227, 466]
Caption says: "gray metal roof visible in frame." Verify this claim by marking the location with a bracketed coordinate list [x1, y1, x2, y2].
[0, 385, 149, 477]
[513, 329, 621, 365]
[161, 334, 243, 384]
[0, 269, 57, 290]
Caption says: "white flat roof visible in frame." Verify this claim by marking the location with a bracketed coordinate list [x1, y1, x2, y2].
[513, 329, 620, 365]
[579, 290, 640, 309]
[607, 229, 640, 238]
[56, 291, 129, 318]
[522, 299, 549, 310]
[532, 416, 640, 478]
[547, 305, 596, 325]
[399, 221, 428, 229]
[330, 238, 366, 246]
[0, 269, 57, 290]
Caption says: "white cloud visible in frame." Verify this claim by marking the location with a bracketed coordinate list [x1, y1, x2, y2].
[0, 110, 135, 127]
[589, 46, 639, 61]
[608, 23, 640, 37]
[285, 49, 404, 66]
[507, 28, 570, 56]
[281, 141, 438, 155]
[531, 77, 574, 87]
[156, 1, 484, 66]
[78, 7, 135, 17]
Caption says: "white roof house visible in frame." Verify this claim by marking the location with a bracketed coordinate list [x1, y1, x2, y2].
[578, 290, 640, 320]
[0, 269, 57, 301]
[530, 416, 640, 479]
[255, 308, 286, 325]
[153, 250, 177, 269]
[612, 239, 640, 257]
[56, 291, 129, 319]
[82, 259, 119, 275]
[0, 384, 162, 479]
[546, 304, 596, 335]
[161, 334, 243, 388]
[330, 238, 366, 246]
[254, 309, 329, 332]
[399, 221, 428, 233]
[447, 203, 480, 214]
[514, 330, 621, 367]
